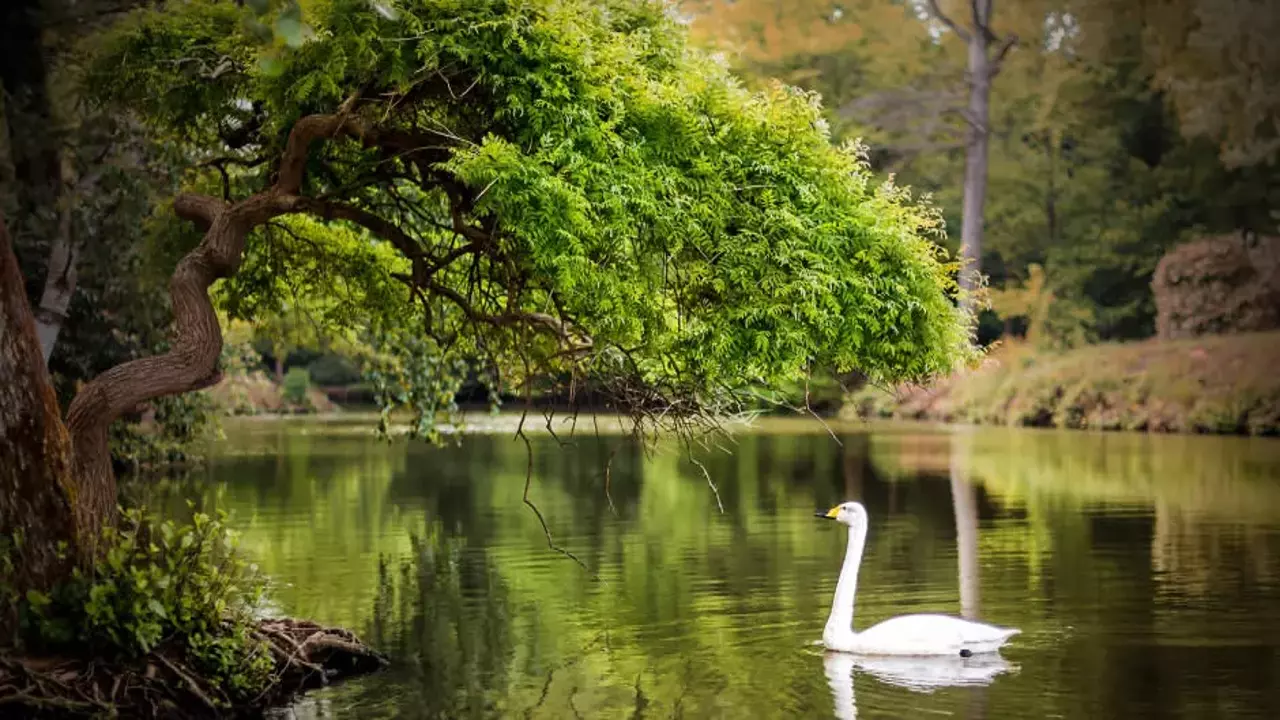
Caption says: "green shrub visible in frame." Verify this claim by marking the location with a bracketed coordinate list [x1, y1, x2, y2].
[16, 507, 274, 702]
[282, 366, 311, 405]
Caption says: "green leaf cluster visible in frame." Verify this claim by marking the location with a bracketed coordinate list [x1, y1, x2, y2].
[108, 392, 222, 471]
[15, 508, 274, 702]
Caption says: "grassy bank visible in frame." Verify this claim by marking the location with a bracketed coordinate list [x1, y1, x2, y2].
[844, 331, 1280, 436]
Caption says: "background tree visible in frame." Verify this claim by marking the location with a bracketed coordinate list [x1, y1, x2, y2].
[1134, 0, 1280, 169]
[688, 0, 1280, 346]
[689, 0, 1017, 318]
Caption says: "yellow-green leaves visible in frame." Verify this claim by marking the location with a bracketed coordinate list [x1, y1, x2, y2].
[91, 0, 971, 434]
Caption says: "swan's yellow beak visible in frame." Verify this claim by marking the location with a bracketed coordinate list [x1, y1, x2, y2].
[814, 506, 840, 520]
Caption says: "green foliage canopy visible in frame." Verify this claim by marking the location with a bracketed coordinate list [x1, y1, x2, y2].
[88, 0, 970, 434]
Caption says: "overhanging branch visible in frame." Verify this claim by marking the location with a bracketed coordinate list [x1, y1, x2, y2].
[417, 277, 593, 351]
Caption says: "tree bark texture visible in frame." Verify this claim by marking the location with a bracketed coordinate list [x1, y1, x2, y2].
[0, 210, 80, 595]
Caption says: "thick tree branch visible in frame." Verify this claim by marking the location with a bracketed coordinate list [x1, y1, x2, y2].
[418, 277, 591, 349]
[289, 197, 424, 258]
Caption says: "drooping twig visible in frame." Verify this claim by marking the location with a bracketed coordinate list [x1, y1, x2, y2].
[514, 396, 598, 579]
[683, 439, 724, 514]
[602, 446, 619, 516]
[543, 407, 572, 447]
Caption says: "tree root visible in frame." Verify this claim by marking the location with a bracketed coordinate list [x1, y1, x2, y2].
[0, 617, 388, 718]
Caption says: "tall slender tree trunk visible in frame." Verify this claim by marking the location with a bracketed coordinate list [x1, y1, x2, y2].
[958, 11, 994, 317]
[923, 0, 1014, 321]
[0, 211, 82, 607]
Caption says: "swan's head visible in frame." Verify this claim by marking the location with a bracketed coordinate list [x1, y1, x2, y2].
[816, 501, 867, 528]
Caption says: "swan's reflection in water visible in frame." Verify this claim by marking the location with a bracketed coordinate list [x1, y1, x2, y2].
[823, 651, 1016, 719]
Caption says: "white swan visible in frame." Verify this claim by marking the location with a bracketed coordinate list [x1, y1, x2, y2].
[816, 501, 1020, 656]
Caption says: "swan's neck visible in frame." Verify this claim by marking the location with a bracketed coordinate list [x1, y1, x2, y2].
[825, 522, 866, 641]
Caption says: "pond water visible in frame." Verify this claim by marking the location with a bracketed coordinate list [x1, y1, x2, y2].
[131, 416, 1280, 719]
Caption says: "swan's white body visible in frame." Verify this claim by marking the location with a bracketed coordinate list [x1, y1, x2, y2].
[818, 502, 1020, 656]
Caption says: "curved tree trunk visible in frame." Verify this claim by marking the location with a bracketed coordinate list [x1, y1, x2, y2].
[63, 112, 356, 538]
[0, 211, 81, 604]
[64, 194, 239, 537]
[4, 98, 389, 600]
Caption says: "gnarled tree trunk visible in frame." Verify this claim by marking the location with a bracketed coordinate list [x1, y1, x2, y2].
[0, 211, 81, 604]
[62, 112, 358, 540]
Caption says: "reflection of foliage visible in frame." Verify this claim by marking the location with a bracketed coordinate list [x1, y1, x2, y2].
[135, 417, 1280, 717]
[921, 426, 1280, 522]
[362, 524, 515, 719]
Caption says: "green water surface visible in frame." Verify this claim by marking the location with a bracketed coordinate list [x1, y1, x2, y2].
[131, 416, 1280, 719]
